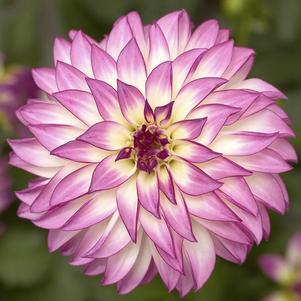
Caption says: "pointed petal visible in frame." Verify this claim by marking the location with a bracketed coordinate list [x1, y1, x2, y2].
[116, 177, 139, 242]
[71, 31, 93, 76]
[106, 16, 133, 60]
[172, 140, 220, 163]
[8, 138, 65, 167]
[51, 140, 106, 163]
[90, 155, 136, 192]
[161, 190, 195, 241]
[168, 118, 207, 140]
[146, 61, 172, 109]
[191, 41, 233, 79]
[197, 156, 251, 179]
[230, 78, 287, 99]
[246, 172, 287, 213]
[17, 102, 83, 128]
[50, 164, 96, 206]
[230, 149, 292, 173]
[158, 165, 176, 204]
[211, 131, 278, 156]
[63, 191, 116, 230]
[172, 48, 206, 97]
[184, 222, 216, 290]
[186, 20, 219, 50]
[117, 235, 152, 294]
[168, 158, 222, 196]
[157, 10, 191, 59]
[29, 124, 83, 151]
[55, 61, 89, 91]
[102, 234, 142, 285]
[53, 38, 71, 65]
[86, 78, 126, 125]
[147, 24, 170, 71]
[172, 77, 227, 121]
[117, 38, 147, 93]
[154, 101, 174, 125]
[32, 68, 57, 94]
[117, 80, 146, 125]
[137, 171, 159, 217]
[140, 208, 174, 256]
[185, 192, 239, 222]
[53, 89, 101, 126]
[91, 44, 117, 88]
[224, 110, 294, 137]
[78, 121, 130, 150]
[188, 104, 241, 145]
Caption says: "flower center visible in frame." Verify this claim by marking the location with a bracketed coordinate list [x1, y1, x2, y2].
[133, 124, 169, 172]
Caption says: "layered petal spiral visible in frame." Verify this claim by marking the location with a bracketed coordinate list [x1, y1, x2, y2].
[9, 10, 296, 296]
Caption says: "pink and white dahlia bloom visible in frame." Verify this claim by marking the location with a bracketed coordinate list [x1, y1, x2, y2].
[259, 232, 301, 301]
[8, 10, 296, 296]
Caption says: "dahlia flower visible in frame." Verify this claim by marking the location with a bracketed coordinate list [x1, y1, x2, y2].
[0, 52, 39, 134]
[259, 232, 301, 301]
[9, 10, 296, 296]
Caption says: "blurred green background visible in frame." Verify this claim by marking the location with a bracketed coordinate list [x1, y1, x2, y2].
[0, 0, 300, 300]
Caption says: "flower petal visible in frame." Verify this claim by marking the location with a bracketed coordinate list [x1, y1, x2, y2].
[172, 140, 220, 163]
[136, 171, 160, 217]
[50, 164, 97, 206]
[230, 78, 287, 99]
[117, 38, 147, 93]
[184, 222, 216, 291]
[168, 158, 222, 196]
[117, 80, 146, 125]
[172, 77, 227, 121]
[160, 190, 196, 241]
[71, 31, 93, 76]
[32, 68, 57, 94]
[8, 138, 65, 167]
[147, 24, 170, 71]
[185, 192, 239, 222]
[140, 208, 174, 256]
[106, 16, 133, 60]
[86, 78, 126, 125]
[146, 61, 172, 109]
[63, 191, 117, 230]
[157, 10, 191, 59]
[210, 131, 278, 156]
[51, 140, 106, 163]
[246, 172, 287, 213]
[29, 124, 83, 151]
[117, 235, 152, 294]
[220, 176, 258, 216]
[53, 38, 71, 65]
[157, 165, 176, 204]
[102, 233, 142, 285]
[78, 121, 131, 150]
[191, 41, 233, 79]
[55, 61, 89, 91]
[90, 155, 136, 192]
[186, 20, 219, 50]
[197, 156, 251, 179]
[116, 177, 139, 242]
[91, 45, 117, 88]
[168, 118, 207, 140]
[230, 149, 292, 173]
[53, 89, 101, 126]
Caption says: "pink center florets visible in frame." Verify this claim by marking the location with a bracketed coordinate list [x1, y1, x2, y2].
[134, 124, 169, 172]
[116, 124, 170, 173]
